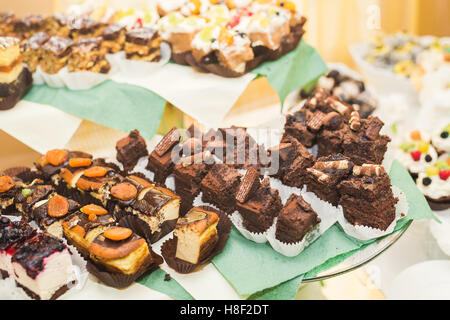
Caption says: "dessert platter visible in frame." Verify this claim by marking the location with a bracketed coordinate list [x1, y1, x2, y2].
[0, 85, 433, 299]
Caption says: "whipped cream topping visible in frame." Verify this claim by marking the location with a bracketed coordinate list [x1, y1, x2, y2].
[157, 12, 206, 39]
[396, 144, 438, 174]
[432, 126, 450, 153]
[417, 172, 450, 200]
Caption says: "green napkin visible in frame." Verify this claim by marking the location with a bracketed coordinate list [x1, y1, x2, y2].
[138, 268, 194, 300]
[211, 160, 434, 297]
[23, 81, 166, 140]
[252, 40, 328, 107]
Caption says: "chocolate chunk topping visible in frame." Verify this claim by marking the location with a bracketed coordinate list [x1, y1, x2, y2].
[236, 167, 261, 203]
[307, 111, 326, 132]
[155, 127, 181, 157]
[364, 116, 384, 140]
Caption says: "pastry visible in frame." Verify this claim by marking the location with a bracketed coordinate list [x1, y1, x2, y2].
[62, 204, 116, 256]
[21, 32, 50, 72]
[200, 164, 242, 214]
[0, 36, 32, 111]
[39, 36, 73, 74]
[305, 154, 353, 206]
[275, 194, 320, 244]
[338, 164, 398, 230]
[67, 37, 111, 73]
[173, 206, 219, 264]
[116, 129, 148, 173]
[88, 226, 153, 274]
[11, 233, 75, 300]
[68, 16, 105, 41]
[101, 23, 126, 54]
[431, 124, 450, 155]
[13, 14, 45, 39]
[236, 170, 282, 233]
[44, 14, 70, 37]
[282, 108, 317, 148]
[125, 28, 162, 62]
[146, 127, 181, 184]
[416, 157, 450, 211]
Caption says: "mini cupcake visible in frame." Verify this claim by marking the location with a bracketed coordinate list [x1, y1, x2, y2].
[416, 156, 450, 211]
[396, 130, 438, 180]
[431, 124, 450, 155]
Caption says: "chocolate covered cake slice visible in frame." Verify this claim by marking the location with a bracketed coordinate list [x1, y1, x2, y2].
[341, 113, 391, 165]
[11, 233, 75, 300]
[200, 164, 242, 214]
[174, 206, 219, 265]
[275, 194, 320, 244]
[116, 129, 148, 173]
[305, 154, 353, 206]
[101, 24, 126, 54]
[89, 226, 153, 275]
[39, 36, 73, 74]
[62, 204, 116, 257]
[0, 217, 36, 278]
[125, 28, 162, 62]
[147, 127, 181, 184]
[269, 136, 314, 188]
[21, 32, 50, 72]
[338, 164, 398, 231]
[236, 172, 283, 234]
[67, 37, 111, 73]
[30, 194, 80, 238]
[0, 36, 32, 110]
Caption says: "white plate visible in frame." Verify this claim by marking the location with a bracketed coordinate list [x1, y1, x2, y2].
[386, 260, 450, 300]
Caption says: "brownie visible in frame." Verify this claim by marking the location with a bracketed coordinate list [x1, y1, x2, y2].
[146, 127, 181, 184]
[282, 109, 316, 148]
[67, 37, 111, 73]
[200, 164, 242, 214]
[341, 114, 391, 165]
[316, 120, 351, 157]
[305, 154, 354, 206]
[21, 32, 50, 72]
[269, 137, 315, 188]
[116, 129, 148, 173]
[275, 194, 320, 244]
[338, 164, 398, 230]
[236, 178, 282, 233]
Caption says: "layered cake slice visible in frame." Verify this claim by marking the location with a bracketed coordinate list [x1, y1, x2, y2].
[236, 168, 282, 233]
[39, 36, 73, 74]
[116, 129, 148, 173]
[275, 194, 320, 244]
[174, 206, 219, 264]
[62, 204, 116, 257]
[338, 164, 398, 230]
[30, 194, 80, 238]
[101, 24, 126, 54]
[147, 127, 181, 184]
[125, 28, 162, 62]
[0, 217, 36, 278]
[0, 36, 32, 111]
[282, 108, 317, 148]
[89, 226, 153, 274]
[269, 136, 315, 188]
[67, 37, 111, 73]
[11, 233, 76, 300]
[200, 164, 242, 214]
[305, 154, 354, 206]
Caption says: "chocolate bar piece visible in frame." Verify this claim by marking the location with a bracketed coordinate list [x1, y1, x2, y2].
[235, 167, 260, 203]
[116, 129, 148, 173]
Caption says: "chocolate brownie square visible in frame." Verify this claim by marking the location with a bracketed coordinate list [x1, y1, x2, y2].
[116, 129, 148, 173]
[341, 114, 391, 165]
[200, 164, 241, 214]
[68, 16, 105, 41]
[275, 194, 320, 244]
[269, 137, 315, 188]
[305, 154, 353, 206]
[282, 109, 316, 148]
[236, 178, 282, 233]
[316, 119, 350, 157]
[338, 164, 398, 230]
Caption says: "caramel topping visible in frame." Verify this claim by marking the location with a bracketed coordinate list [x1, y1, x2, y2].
[0, 175, 14, 193]
[104, 227, 132, 241]
[46, 149, 69, 166]
[84, 166, 108, 178]
[111, 182, 137, 201]
[48, 195, 70, 218]
[69, 157, 92, 168]
[81, 204, 108, 216]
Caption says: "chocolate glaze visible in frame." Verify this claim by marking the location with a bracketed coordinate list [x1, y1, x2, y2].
[11, 233, 67, 279]
[32, 197, 80, 227]
[64, 210, 115, 235]
[71, 37, 103, 52]
[22, 32, 50, 50]
[93, 232, 141, 251]
[14, 185, 54, 213]
[132, 187, 173, 216]
[14, 14, 44, 31]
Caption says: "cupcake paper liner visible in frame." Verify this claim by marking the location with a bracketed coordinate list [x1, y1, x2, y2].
[160, 206, 231, 274]
[59, 68, 111, 91]
[229, 211, 268, 243]
[38, 66, 66, 88]
[336, 186, 409, 241]
[268, 177, 302, 205]
[111, 42, 171, 78]
[32, 68, 44, 85]
[130, 157, 155, 182]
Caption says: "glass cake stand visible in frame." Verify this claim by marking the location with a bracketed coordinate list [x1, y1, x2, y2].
[303, 220, 413, 283]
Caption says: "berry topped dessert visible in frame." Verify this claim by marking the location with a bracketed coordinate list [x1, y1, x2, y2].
[431, 124, 450, 155]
